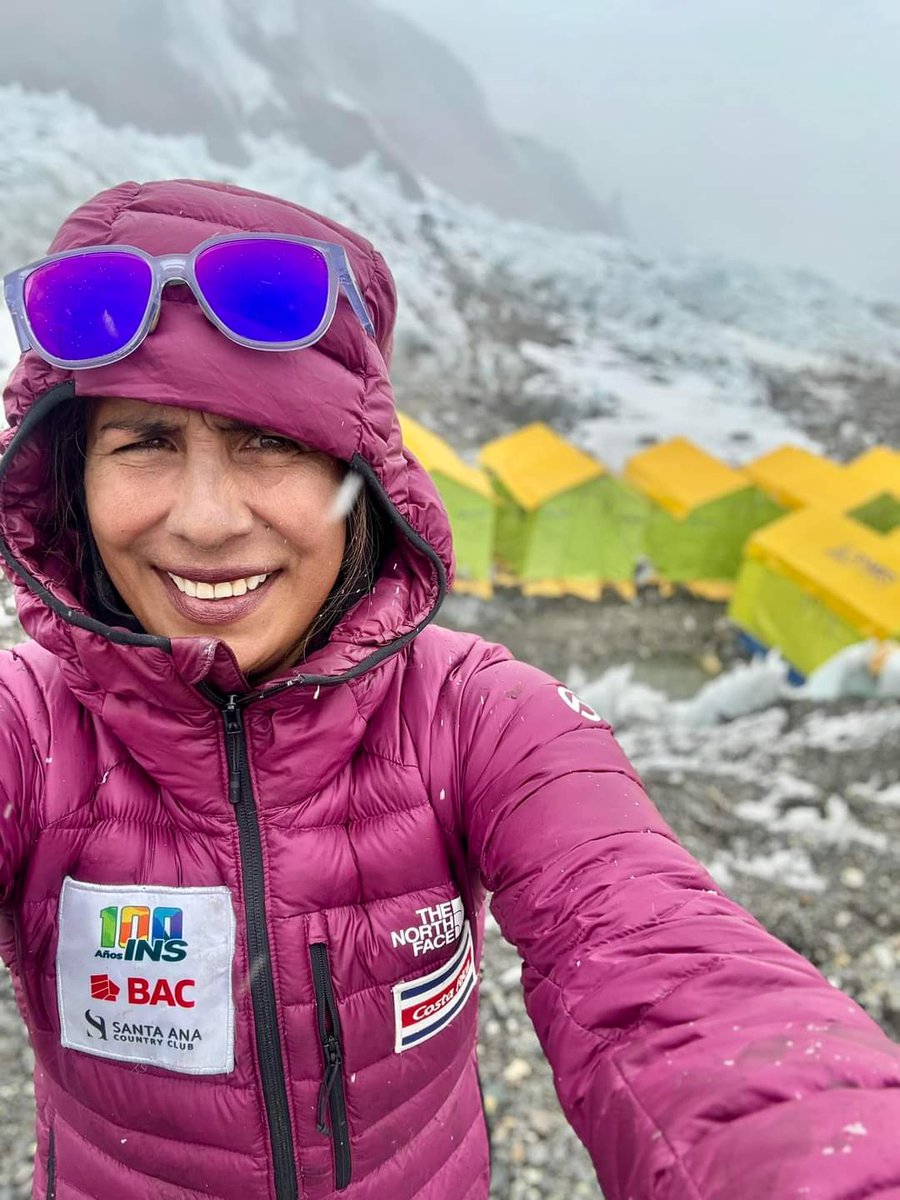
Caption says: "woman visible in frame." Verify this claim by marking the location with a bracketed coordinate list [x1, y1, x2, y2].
[0, 178, 897, 1200]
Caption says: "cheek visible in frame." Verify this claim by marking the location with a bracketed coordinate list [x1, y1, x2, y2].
[84, 463, 121, 547]
[269, 474, 348, 558]
[84, 464, 164, 549]
[288, 507, 346, 568]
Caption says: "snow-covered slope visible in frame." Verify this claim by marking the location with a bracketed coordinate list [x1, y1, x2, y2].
[0, 0, 614, 236]
[2, 84, 899, 464]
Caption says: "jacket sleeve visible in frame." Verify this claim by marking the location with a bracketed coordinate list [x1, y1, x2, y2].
[0, 657, 41, 909]
[455, 650, 900, 1200]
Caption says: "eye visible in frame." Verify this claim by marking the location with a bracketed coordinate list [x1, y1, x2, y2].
[246, 433, 308, 453]
[115, 437, 171, 453]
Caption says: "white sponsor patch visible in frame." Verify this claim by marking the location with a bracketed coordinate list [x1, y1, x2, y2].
[557, 685, 602, 722]
[56, 877, 236, 1075]
[392, 921, 476, 1053]
[390, 895, 464, 958]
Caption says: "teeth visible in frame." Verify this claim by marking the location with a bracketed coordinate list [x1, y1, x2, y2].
[168, 572, 269, 600]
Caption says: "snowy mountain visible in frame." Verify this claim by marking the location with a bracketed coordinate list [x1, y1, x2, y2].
[1, 84, 899, 466]
[0, 0, 617, 236]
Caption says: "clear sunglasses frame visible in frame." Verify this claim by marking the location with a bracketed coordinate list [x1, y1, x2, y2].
[2, 232, 376, 371]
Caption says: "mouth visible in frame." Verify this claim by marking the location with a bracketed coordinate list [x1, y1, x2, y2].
[157, 567, 280, 626]
[167, 570, 272, 600]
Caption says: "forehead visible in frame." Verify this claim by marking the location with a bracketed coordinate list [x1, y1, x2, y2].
[90, 396, 180, 422]
[87, 397, 250, 434]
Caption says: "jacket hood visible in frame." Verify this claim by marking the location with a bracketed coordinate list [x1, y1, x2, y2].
[0, 179, 453, 707]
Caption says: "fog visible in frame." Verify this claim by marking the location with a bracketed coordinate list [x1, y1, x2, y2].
[377, 0, 900, 300]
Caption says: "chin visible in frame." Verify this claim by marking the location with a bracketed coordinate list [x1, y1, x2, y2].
[234, 641, 292, 679]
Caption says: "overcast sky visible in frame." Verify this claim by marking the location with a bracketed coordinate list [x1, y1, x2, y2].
[377, 0, 900, 299]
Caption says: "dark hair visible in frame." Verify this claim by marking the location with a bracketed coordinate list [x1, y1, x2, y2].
[43, 397, 384, 663]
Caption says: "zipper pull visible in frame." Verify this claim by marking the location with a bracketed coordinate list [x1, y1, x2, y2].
[316, 1034, 342, 1134]
[223, 696, 243, 806]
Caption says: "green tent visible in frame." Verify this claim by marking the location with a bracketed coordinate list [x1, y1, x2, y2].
[478, 423, 646, 598]
[624, 437, 781, 596]
[399, 413, 495, 597]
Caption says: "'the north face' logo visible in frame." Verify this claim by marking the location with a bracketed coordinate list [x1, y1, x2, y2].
[96, 904, 188, 963]
[390, 897, 464, 957]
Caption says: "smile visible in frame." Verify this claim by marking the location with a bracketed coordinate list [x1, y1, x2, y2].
[167, 572, 270, 599]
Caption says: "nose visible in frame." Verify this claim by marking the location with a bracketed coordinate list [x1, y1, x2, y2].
[163, 451, 255, 549]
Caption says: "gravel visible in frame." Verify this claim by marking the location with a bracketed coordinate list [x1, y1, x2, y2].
[2, 588, 898, 1198]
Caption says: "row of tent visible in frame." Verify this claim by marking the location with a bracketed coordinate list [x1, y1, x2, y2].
[400, 415, 900, 677]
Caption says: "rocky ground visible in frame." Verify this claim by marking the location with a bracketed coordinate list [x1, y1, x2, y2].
[444, 591, 900, 1199]
[1, 589, 898, 1198]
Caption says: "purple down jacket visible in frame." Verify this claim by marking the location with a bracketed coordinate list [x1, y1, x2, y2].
[0, 180, 899, 1200]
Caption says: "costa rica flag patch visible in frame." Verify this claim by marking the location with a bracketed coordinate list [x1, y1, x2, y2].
[392, 921, 476, 1053]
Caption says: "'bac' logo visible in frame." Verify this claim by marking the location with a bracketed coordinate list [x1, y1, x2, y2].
[90, 974, 120, 1002]
[96, 904, 188, 963]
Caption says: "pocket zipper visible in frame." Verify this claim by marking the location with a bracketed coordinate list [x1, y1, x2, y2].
[46, 1125, 56, 1200]
[310, 943, 352, 1190]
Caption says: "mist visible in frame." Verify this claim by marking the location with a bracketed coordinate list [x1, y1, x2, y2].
[377, 0, 900, 299]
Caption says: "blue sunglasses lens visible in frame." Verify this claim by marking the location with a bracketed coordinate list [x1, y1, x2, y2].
[194, 238, 331, 345]
[24, 252, 153, 363]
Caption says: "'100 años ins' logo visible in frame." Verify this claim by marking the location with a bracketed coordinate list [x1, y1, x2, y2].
[96, 905, 188, 963]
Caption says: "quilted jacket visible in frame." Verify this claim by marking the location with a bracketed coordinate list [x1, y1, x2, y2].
[0, 180, 898, 1200]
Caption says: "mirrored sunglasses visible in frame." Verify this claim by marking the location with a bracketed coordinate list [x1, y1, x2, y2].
[2, 232, 376, 370]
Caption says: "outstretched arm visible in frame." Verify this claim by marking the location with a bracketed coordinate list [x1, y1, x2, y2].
[456, 650, 900, 1200]
[0, 659, 40, 908]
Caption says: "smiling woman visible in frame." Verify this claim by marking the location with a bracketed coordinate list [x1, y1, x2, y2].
[83, 399, 348, 681]
[44, 394, 380, 682]
[0, 178, 898, 1200]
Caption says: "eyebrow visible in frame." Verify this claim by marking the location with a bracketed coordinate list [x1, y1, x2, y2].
[97, 417, 185, 437]
[97, 416, 283, 439]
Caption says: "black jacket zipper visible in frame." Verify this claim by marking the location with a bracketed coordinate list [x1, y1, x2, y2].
[310, 943, 352, 1190]
[45, 1126, 56, 1200]
[223, 696, 299, 1200]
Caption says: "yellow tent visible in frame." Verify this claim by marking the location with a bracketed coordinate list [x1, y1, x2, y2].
[745, 443, 900, 533]
[624, 437, 781, 596]
[479, 423, 647, 598]
[399, 413, 495, 598]
[729, 508, 900, 676]
[839, 446, 900, 533]
[744, 445, 845, 511]
[846, 445, 900, 485]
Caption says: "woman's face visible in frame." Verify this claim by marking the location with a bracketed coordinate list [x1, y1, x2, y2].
[84, 397, 347, 681]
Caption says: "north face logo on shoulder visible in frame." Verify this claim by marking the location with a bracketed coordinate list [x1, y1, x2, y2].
[557, 685, 602, 722]
[390, 896, 464, 957]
